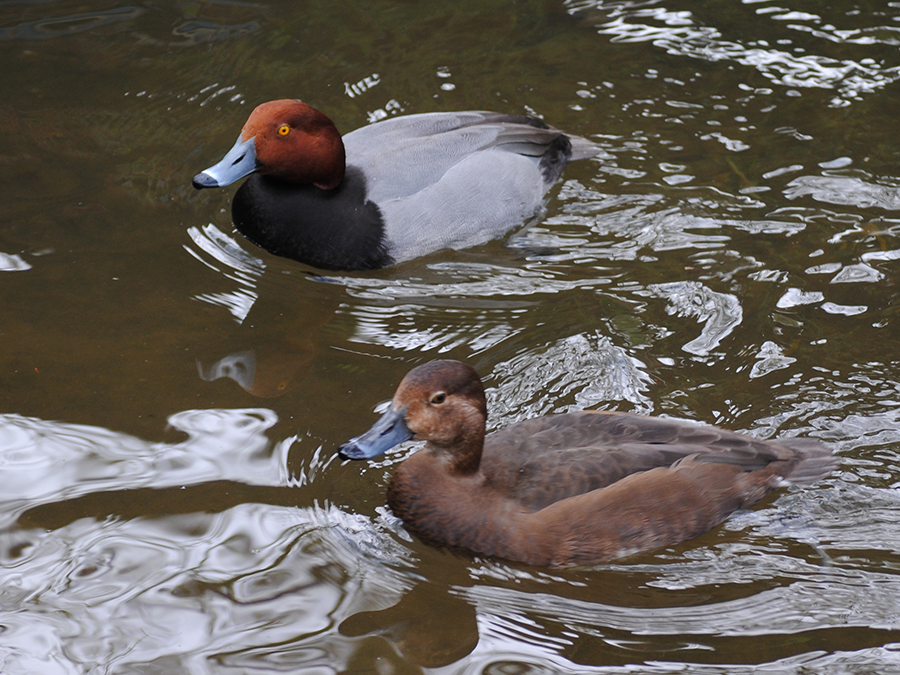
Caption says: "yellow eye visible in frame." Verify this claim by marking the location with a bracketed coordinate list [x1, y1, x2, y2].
[431, 392, 446, 405]
[277, 124, 290, 136]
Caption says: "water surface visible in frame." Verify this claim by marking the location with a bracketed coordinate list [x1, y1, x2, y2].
[2, 0, 900, 672]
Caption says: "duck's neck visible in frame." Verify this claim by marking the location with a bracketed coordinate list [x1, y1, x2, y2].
[434, 426, 486, 476]
[387, 440, 487, 545]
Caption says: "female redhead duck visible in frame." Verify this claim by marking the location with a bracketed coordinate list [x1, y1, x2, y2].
[192, 100, 599, 270]
[339, 360, 836, 568]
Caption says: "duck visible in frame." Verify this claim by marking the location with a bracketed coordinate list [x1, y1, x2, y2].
[338, 360, 836, 568]
[192, 100, 600, 271]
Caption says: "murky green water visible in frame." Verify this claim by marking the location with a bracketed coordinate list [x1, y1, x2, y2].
[2, 0, 900, 672]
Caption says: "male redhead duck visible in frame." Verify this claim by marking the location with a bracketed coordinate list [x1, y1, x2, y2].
[192, 100, 599, 270]
[339, 360, 836, 568]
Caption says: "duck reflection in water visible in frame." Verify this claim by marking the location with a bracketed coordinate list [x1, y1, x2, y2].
[340, 360, 836, 568]
[340, 580, 478, 668]
[193, 271, 338, 398]
[198, 347, 315, 398]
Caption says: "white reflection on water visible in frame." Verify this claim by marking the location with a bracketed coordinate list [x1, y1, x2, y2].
[642, 281, 742, 356]
[348, 302, 525, 355]
[532, 179, 809, 265]
[487, 333, 654, 423]
[0, 409, 285, 527]
[786, 173, 900, 210]
[776, 287, 825, 309]
[0, 411, 414, 673]
[750, 340, 796, 379]
[568, 1, 900, 104]
[0, 252, 31, 272]
[544, 183, 735, 259]
[0, 504, 413, 674]
[338, 262, 614, 302]
[446, 567, 900, 674]
[338, 263, 619, 357]
[184, 224, 265, 323]
[463, 562, 900, 638]
[821, 302, 867, 316]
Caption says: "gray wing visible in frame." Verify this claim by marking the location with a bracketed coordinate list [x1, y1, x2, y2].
[482, 411, 835, 511]
[343, 111, 598, 262]
[343, 111, 597, 204]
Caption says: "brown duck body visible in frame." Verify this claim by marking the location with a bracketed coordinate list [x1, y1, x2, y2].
[340, 361, 836, 568]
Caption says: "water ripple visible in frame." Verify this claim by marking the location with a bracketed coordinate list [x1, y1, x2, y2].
[336, 262, 612, 302]
[0, 504, 413, 674]
[347, 303, 524, 354]
[487, 332, 654, 424]
[642, 281, 742, 356]
[184, 224, 265, 323]
[463, 568, 900, 638]
[785, 173, 900, 210]
[568, 1, 900, 103]
[0, 410, 286, 527]
[0, 252, 31, 272]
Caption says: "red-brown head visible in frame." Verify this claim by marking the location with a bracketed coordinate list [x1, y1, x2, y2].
[192, 99, 345, 190]
[394, 361, 487, 454]
[339, 360, 489, 474]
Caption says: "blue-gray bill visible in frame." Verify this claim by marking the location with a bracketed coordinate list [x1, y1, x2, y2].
[339, 406, 413, 460]
[192, 135, 258, 189]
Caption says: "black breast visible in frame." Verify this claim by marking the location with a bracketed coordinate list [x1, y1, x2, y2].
[231, 167, 393, 271]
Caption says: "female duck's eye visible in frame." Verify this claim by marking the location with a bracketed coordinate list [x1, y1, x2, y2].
[430, 392, 446, 405]
[277, 124, 290, 136]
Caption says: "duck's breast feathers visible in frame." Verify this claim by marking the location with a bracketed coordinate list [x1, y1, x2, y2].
[343, 111, 599, 204]
[231, 168, 392, 271]
[481, 411, 835, 511]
